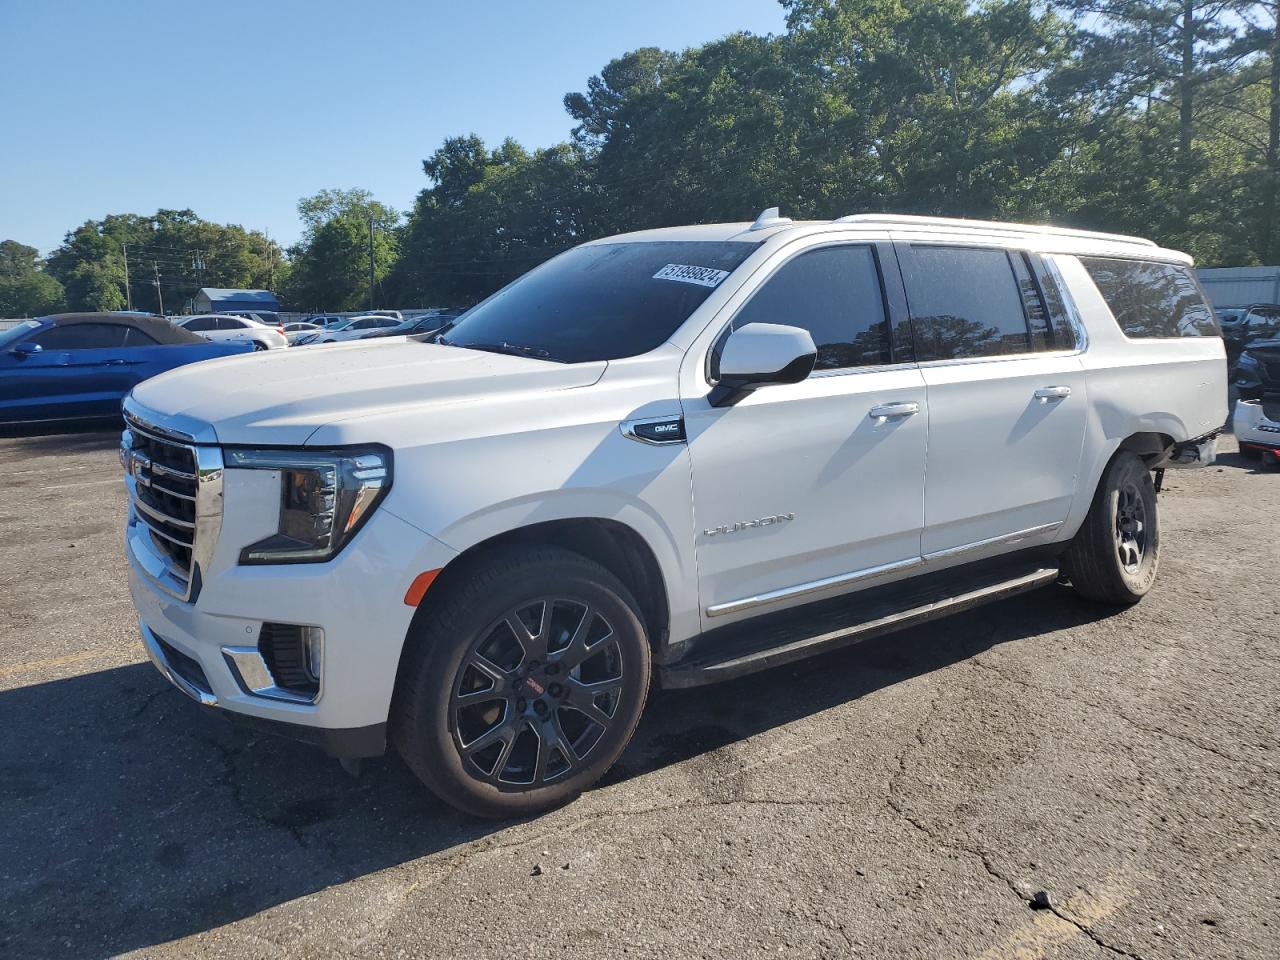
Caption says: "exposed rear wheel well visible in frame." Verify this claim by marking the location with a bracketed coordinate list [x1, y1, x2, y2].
[1117, 431, 1175, 464]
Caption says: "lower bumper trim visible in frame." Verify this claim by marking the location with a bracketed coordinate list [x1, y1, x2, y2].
[219, 710, 387, 760]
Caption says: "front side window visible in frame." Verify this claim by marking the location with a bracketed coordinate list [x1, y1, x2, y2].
[725, 244, 892, 370]
[0, 320, 41, 350]
[31, 323, 126, 349]
[901, 245, 1034, 360]
[442, 240, 759, 363]
[1079, 257, 1218, 338]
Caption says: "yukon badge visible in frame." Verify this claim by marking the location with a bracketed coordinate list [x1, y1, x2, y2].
[703, 513, 795, 537]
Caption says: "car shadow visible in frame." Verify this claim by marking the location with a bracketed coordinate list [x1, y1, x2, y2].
[0, 420, 122, 455]
[0, 584, 1117, 958]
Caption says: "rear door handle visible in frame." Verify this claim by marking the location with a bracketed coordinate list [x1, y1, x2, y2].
[1034, 386, 1072, 402]
[868, 401, 920, 420]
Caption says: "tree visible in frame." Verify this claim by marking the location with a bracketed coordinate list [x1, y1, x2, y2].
[389, 137, 592, 306]
[44, 210, 283, 314]
[0, 240, 65, 317]
[284, 189, 400, 311]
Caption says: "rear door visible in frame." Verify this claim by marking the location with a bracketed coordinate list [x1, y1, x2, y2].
[893, 240, 1088, 559]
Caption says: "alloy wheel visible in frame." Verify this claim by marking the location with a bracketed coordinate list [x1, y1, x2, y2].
[1115, 482, 1148, 572]
[449, 598, 624, 787]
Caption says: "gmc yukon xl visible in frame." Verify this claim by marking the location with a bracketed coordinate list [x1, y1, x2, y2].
[122, 211, 1225, 817]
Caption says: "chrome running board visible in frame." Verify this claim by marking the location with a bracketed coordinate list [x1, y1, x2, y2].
[662, 560, 1059, 689]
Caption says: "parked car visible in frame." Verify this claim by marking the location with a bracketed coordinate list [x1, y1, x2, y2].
[173, 314, 287, 350]
[1233, 337, 1280, 399]
[293, 315, 401, 344]
[1221, 303, 1280, 359]
[1233, 393, 1280, 464]
[283, 322, 321, 345]
[355, 311, 462, 341]
[121, 211, 1224, 818]
[0, 312, 250, 425]
[303, 314, 349, 328]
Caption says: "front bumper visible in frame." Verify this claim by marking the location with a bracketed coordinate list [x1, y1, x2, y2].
[128, 490, 457, 756]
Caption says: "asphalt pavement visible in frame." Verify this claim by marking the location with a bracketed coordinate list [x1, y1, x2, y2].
[0, 424, 1276, 959]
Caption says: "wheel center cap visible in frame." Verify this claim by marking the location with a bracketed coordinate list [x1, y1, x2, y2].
[523, 676, 546, 696]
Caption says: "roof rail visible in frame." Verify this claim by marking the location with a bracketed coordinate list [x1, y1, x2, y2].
[831, 213, 1157, 248]
[749, 207, 793, 231]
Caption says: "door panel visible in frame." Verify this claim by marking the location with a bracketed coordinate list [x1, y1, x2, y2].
[918, 356, 1087, 555]
[892, 238, 1089, 557]
[685, 368, 928, 621]
[682, 240, 927, 626]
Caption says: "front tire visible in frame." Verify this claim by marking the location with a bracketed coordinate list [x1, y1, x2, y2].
[393, 546, 651, 818]
[1064, 451, 1159, 605]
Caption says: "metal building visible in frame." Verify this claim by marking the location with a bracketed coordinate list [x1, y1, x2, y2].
[1196, 267, 1280, 308]
[192, 288, 280, 314]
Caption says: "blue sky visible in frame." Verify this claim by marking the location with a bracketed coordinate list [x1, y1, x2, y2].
[0, 0, 787, 256]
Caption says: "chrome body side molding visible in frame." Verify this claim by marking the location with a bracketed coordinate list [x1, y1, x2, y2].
[705, 522, 1063, 618]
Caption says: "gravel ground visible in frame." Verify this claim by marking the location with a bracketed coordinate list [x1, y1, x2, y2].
[0, 425, 1276, 960]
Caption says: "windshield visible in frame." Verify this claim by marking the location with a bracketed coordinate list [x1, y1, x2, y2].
[441, 240, 758, 363]
[0, 320, 41, 349]
[1216, 308, 1245, 323]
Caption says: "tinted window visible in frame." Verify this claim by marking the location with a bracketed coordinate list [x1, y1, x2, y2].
[442, 241, 758, 363]
[1080, 257, 1218, 338]
[727, 245, 891, 369]
[31, 323, 126, 349]
[903, 245, 1032, 359]
[122, 326, 158, 347]
[183, 316, 217, 332]
[1029, 256, 1081, 351]
[217, 317, 247, 329]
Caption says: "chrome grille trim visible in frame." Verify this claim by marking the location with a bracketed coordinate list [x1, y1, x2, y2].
[123, 406, 223, 603]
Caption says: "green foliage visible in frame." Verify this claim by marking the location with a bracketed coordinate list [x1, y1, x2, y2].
[43, 210, 282, 314]
[0, 240, 65, 317]
[282, 189, 401, 311]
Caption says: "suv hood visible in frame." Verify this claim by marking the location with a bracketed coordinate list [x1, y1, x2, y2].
[128, 340, 606, 446]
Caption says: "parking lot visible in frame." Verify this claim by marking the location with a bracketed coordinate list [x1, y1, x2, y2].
[0, 426, 1275, 959]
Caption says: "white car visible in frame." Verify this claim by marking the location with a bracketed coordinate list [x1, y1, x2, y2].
[1233, 398, 1280, 464]
[282, 322, 321, 345]
[173, 314, 287, 351]
[122, 211, 1225, 818]
[296, 315, 402, 344]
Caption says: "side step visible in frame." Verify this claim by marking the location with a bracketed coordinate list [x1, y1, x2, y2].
[660, 561, 1060, 689]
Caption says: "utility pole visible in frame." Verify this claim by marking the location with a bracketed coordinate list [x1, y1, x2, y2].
[368, 215, 376, 311]
[152, 261, 164, 317]
[122, 243, 132, 310]
[265, 229, 275, 290]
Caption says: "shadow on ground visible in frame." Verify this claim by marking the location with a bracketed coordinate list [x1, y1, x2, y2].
[0, 583, 1117, 959]
[0, 420, 122, 457]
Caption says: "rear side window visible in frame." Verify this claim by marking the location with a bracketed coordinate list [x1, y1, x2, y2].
[900, 245, 1034, 360]
[727, 244, 892, 369]
[1080, 257, 1218, 338]
[122, 327, 158, 347]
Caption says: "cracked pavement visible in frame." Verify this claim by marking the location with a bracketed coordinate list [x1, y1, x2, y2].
[0, 425, 1277, 959]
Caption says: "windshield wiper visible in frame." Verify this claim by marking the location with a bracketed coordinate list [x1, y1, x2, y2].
[440, 339, 565, 362]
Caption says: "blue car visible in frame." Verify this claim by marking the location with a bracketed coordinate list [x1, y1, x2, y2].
[0, 312, 251, 425]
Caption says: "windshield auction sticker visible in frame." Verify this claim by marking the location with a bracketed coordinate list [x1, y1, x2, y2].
[653, 263, 731, 288]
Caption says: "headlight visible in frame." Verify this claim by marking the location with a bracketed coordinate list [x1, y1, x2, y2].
[1237, 352, 1259, 371]
[226, 447, 392, 564]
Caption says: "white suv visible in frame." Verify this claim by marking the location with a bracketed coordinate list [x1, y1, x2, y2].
[122, 212, 1225, 817]
[173, 314, 287, 351]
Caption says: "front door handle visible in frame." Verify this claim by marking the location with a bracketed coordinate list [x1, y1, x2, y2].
[868, 401, 920, 421]
[1034, 386, 1072, 402]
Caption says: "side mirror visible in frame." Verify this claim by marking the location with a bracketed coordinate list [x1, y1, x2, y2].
[709, 322, 817, 407]
[10, 341, 41, 359]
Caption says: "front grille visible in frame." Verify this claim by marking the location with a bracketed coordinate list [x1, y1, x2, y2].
[155, 636, 212, 694]
[124, 414, 220, 601]
[258, 622, 320, 698]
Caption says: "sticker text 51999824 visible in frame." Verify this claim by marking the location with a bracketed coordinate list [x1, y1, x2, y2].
[652, 263, 732, 288]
